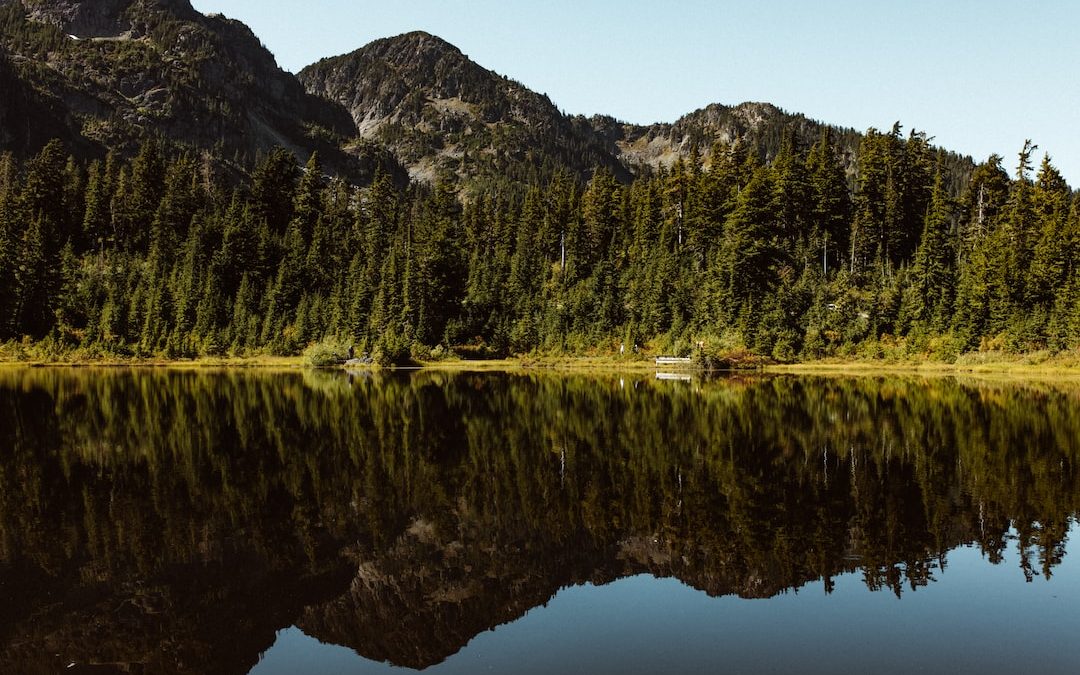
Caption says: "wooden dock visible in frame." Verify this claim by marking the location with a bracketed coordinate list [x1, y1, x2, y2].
[655, 356, 693, 366]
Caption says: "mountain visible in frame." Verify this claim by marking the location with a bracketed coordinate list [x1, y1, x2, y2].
[299, 32, 976, 189]
[298, 31, 632, 186]
[593, 101, 865, 172]
[0, 0, 402, 180]
[2, 7, 971, 189]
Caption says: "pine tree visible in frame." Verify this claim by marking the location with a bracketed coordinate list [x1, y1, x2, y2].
[806, 130, 851, 276]
[82, 159, 112, 252]
[715, 162, 780, 327]
[1026, 156, 1071, 307]
[989, 142, 1038, 332]
[574, 167, 620, 283]
[957, 155, 1009, 261]
[218, 194, 257, 297]
[171, 214, 209, 354]
[13, 141, 69, 337]
[0, 152, 18, 338]
[772, 130, 812, 251]
[125, 140, 167, 251]
[850, 129, 888, 275]
[14, 213, 54, 337]
[902, 168, 955, 331]
[20, 139, 67, 234]
[250, 147, 300, 235]
[293, 152, 324, 242]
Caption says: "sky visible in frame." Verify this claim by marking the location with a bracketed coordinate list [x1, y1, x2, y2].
[189, 0, 1080, 184]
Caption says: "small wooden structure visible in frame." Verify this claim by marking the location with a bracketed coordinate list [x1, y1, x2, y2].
[655, 356, 693, 366]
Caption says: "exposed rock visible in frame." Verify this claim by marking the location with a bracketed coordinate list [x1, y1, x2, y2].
[0, 0, 403, 183]
[299, 31, 630, 186]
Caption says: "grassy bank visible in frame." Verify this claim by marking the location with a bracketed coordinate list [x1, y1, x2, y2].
[4, 339, 1080, 378]
[0, 351, 304, 369]
[771, 349, 1080, 377]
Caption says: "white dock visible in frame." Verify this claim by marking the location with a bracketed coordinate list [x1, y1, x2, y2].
[655, 356, 693, 366]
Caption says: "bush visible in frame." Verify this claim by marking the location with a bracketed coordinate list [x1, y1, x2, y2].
[303, 339, 350, 367]
[373, 331, 412, 367]
[452, 340, 501, 360]
[409, 341, 432, 362]
[771, 334, 798, 363]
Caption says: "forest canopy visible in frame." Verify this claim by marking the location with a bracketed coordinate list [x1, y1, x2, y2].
[0, 129, 1077, 362]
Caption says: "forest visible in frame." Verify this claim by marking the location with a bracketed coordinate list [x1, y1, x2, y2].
[0, 126, 1077, 363]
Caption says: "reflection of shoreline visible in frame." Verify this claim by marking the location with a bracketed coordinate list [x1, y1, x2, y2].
[0, 369, 1077, 672]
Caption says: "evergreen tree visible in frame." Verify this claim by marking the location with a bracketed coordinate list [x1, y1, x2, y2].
[120, 140, 167, 251]
[902, 168, 955, 331]
[12, 141, 69, 337]
[250, 147, 300, 235]
[0, 152, 18, 338]
[806, 130, 851, 275]
[715, 161, 780, 327]
[772, 130, 812, 251]
[82, 159, 111, 252]
[293, 152, 324, 242]
[1027, 156, 1071, 307]
[957, 155, 1009, 260]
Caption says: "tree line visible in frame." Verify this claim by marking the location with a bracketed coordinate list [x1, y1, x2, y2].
[0, 127, 1076, 361]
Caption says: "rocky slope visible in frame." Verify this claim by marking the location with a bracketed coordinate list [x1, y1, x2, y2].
[0, 0, 401, 180]
[594, 101, 864, 171]
[0, 42, 93, 155]
[299, 32, 875, 185]
[298, 31, 632, 185]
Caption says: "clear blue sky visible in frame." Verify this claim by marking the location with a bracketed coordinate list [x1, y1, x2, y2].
[190, 0, 1079, 184]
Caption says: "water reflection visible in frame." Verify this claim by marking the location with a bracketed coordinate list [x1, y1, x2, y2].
[0, 368, 1076, 673]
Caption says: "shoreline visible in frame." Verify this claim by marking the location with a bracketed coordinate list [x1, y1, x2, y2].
[2, 352, 1080, 379]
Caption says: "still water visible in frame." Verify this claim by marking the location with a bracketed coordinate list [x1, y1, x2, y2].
[0, 368, 1077, 674]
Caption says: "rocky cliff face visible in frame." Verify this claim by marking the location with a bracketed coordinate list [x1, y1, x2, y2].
[0, 0, 401, 181]
[299, 31, 630, 185]
[22, 0, 142, 38]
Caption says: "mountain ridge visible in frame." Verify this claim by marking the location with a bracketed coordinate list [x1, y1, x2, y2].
[299, 30, 973, 188]
[1, 3, 977, 189]
[0, 0, 403, 181]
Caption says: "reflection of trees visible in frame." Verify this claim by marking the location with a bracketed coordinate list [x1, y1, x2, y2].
[0, 369, 1076, 671]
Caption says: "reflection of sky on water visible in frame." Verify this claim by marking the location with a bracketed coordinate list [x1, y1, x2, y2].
[253, 525, 1079, 675]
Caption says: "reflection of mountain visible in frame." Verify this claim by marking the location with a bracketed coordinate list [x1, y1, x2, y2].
[295, 526, 849, 670]
[0, 555, 352, 675]
[0, 370, 1076, 672]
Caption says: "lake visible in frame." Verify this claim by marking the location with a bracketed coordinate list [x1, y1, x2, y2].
[1, 368, 1077, 674]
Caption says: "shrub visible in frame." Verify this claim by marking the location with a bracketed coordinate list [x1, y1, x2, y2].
[372, 331, 412, 367]
[303, 339, 350, 367]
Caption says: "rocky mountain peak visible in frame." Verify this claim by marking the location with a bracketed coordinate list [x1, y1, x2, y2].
[19, 0, 198, 38]
[369, 30, 464, 59]
[0, 0, 409, 183]
[298, 31, 629, 185]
